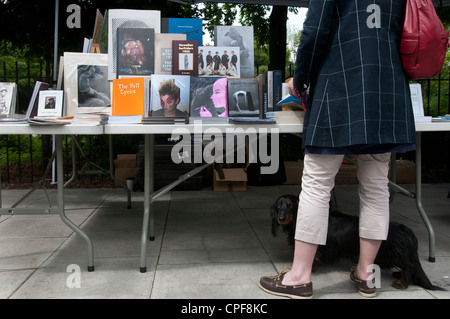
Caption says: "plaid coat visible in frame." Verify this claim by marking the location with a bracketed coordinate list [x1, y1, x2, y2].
[294, 0, 416, 149]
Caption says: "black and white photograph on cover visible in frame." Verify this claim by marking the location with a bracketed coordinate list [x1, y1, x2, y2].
[37, 90, 64, 117]
[150, 74, 190, 117]
[78, 65, 110, 107]
[64, 53, 112, 116]
[214, 26, 254, 79]
[227, 78, 260, 117]
[117, 28, 155, 77]
[0, 82, 17, 118]
[108, 9, 161, 80]
[190, 76, 228, 118]
[198, 46, 240, 78]
[179, 53, 194, 71]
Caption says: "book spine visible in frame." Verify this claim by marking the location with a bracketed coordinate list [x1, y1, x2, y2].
[273, 70, 282, 111]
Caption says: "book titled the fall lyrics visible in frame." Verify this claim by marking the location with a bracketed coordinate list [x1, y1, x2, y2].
[112, 77, 147, 116]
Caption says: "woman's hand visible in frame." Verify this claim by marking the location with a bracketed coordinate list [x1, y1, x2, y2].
[287, 79, 298, 98]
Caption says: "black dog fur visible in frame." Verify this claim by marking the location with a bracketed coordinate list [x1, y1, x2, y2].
[270, 194, 444, 291]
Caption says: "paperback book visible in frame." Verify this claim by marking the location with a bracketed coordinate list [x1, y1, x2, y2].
[112, 77, 147, 117]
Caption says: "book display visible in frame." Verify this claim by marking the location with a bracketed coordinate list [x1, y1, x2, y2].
[8, 8, 301, 128]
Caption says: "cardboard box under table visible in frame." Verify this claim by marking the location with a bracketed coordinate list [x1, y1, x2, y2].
[114, 154, 136, 186]
[213, 167, 247, 191]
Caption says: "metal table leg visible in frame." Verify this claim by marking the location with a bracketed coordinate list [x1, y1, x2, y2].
[55, 135, 95, 271]
[415, 132, 436, 262]
[140, 134, 154, 273]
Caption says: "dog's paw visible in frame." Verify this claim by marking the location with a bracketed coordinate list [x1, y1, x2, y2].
[392, 280, 407, 290]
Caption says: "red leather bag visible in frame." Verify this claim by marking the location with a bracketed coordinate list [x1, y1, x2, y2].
[401, 0, 450, 80]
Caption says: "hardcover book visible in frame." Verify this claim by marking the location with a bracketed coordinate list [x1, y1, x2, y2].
[37, 90, 64, 117]
[198, 46, 240, 78]
[172, 40, 199, 76]
[64, 52, 111, 116]
[0, 82, 18, 118]
[25, 81, 50, 119]
[227, 78, 260, 117]
[112, 77, 146, 116]
[108, 9, 161, 80]
[214, 25, 254, 78]
[154, 33, 186, 75]
[117, 27, 155, 77]
[149, 74, 190, 118]
[190, 76, 228, 119]
[161, 18, 203, 46]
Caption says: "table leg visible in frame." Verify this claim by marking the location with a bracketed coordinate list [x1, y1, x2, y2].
[140, 134, 154, 273]
[415, 132, 436, 262]
[55, 135, 95, 271]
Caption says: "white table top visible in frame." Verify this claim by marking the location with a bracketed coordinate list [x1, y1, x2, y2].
[0, 121, 449, 135]
[103, 122, 304, 134]
[0, 124, 104, 135]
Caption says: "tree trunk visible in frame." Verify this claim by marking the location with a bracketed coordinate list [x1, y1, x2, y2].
[269, 6, 288, 80]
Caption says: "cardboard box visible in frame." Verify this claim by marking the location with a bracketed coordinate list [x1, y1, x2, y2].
[390, 160, 416, 184]
[283, 160, 303, 185]
[335, 164, 358, 184]
[114, 154, 136, 186]
[213, 168, 247, 191]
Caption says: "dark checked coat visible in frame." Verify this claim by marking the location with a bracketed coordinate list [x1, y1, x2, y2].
[294, 0, 416, 149]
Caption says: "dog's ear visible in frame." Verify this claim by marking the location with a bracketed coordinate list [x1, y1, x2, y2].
[270, 203, 278, 236]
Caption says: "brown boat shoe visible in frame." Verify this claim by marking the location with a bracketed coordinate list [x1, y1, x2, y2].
[350, 266, 377, 298]
[259, 269, 313, 299]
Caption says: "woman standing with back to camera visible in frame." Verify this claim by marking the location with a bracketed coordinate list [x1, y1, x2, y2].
[259, 0, 416, 298]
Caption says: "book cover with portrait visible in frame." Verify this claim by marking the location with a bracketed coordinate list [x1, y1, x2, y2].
[190, 76, 228, 119]
[150, 74, 190, 118]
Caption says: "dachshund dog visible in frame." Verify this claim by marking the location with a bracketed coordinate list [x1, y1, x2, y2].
[270, 194, 444, 291]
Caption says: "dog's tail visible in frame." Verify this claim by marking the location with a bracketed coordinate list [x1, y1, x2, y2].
[410, 259, 446, 291]
[402, 226, 446, 291]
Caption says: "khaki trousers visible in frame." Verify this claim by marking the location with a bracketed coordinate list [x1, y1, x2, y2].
[295, 153, 391, 245]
